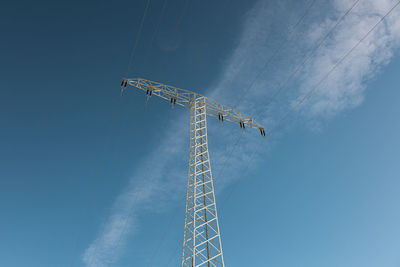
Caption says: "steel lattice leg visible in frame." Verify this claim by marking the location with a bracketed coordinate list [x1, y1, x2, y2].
[182, 97, 225, 267]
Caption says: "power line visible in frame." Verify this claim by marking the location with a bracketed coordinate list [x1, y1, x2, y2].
[222, 0, 400, 209]
[217, 0, 362, 206]
[191, 0, 231, 69]
[149, 0, 169, 46]
[270, 0, 400, 134]
[126, 0, 152, 77]
[144, 1, 235, 264]
[233, 0, 317, 109]
[253, 0, 361, 118]
[155, 0, 191, 73]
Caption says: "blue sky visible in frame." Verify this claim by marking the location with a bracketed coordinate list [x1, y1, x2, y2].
[1, 0, 400, 266]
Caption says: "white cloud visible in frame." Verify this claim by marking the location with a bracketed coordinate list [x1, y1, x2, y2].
[297, 0, 400, 118]
[82, 0, 400, 265]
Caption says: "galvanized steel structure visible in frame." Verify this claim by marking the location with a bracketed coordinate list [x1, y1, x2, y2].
[121, 78, 265, 267]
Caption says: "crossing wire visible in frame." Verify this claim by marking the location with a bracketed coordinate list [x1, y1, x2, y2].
[149, 0, 169, 47]
[126, 0, 151, 77]
[220, 0, 364, 205]
[191, 0, 231, 69]
[253, 0, 361, 118]
[155, 0, 191, 73]
[223, 0, 400, 209]
[150, 0, 313, 264]
[233, 0, 317, 109]
[145, 1, 235, 265]
[70, 1, 153, 265]
[165, 1, 400, 265]
[271, 0, 400, 134]
[98, 1, 190, 265]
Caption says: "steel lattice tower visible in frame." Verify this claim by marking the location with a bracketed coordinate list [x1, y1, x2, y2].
[121, 78, 265, 267]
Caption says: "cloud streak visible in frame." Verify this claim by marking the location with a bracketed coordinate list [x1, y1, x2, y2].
[82, 0, 400, 265]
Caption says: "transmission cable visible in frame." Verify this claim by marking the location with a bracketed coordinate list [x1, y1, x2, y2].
[155, 0, 191, 73]
[70, 0, 152, 258]
[223, 0, 400, 208]
[253, 0, 361, 118]
[232, 0, 317, 109]
[191, 0, 231, 68]
[270, 0, 400, 134]
[165, 1, 400, 265]
[126, 0, 152, 77]
[145, 1, 236, 265]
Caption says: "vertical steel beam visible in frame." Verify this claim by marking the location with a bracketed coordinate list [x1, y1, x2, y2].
[182, 97, 225, 267]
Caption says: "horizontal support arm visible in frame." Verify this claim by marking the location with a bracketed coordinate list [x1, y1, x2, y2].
[121, 77, 265, 134]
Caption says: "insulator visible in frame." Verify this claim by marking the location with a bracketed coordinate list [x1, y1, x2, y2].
[149, 90, 152, 96]
[146, 90, 149, 95]
[170, 98, 173, 103]
[173, 98, 176, 104]
[243, 123, 246, 129]
[239, 122, 242, 128]
[124, 80, 127, 87]
[221, 115, 224, 122]
[120, 80, 124, 86]
[218, 114, 221, 120]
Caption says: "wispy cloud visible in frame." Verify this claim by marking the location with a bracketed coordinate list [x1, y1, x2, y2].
[296, 0, 400, 119]
[82, 0, 400, 265]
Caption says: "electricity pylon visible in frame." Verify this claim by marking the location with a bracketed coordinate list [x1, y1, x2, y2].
[121, 78, 265, 267]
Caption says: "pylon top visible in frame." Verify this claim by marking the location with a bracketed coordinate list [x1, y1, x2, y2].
[121, 77, 265, 134]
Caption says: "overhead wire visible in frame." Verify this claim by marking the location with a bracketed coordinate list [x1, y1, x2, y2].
[252, 0, 361, 118]
[149, 0, 169, 46]
[147, 0, 359, 264]
[219, 0, 362, 206]
[218, 0, 362, 206]
[148, 1, 315, 264]
[117, 2, 192, 260]
[270, 0, 400, 135]
[142, 0, 169, 66]
[160, 1, 400, 265]
[145, 1, 237, 265]
[155, 0, 191, 73]
[232, 0, 317, 109]
[221, 0, 400, 209]
[102, 1, 192, 265]
[70, 1, 154, 265]
[190, 0, 231, 68]
[126, 0, 152, 77]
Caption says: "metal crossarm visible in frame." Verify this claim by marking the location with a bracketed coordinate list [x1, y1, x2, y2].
[122, 78, 266, 134]
[121, 77, 265, 267]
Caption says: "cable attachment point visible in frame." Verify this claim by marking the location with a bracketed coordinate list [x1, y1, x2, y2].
[146, 87, 152, 97]
[170, 97, 177, 107]
[218, 113, 224, 123]
[120, 78, 128, 95]
[259, 127, 266, 137]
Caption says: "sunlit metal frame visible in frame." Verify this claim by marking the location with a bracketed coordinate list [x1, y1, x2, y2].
[123, 78, 264, 131]
[122, 78, 265, 267]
